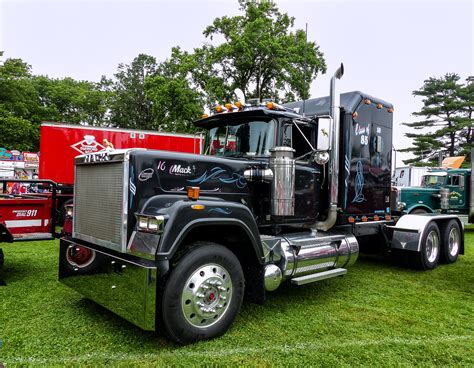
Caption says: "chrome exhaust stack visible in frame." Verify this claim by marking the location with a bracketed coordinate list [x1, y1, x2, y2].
[314, 63, 344, 231]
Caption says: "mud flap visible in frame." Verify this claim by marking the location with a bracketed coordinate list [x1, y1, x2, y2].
[0, 223, 13, 243]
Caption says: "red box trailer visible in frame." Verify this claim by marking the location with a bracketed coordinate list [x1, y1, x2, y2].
[39, 122, 202, 185]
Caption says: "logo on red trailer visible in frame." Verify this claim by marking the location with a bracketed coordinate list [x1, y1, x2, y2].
[70, 135, 106, 155]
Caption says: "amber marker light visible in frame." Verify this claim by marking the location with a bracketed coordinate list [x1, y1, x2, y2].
[215, 105, 223, 113]
[348, 216, 355, 223]
[373, 215, 380, 221]
[266, 102, 275, 109]
[387, 107, 394, 113]
[364, 99, 371, 105]
[201, 114, 209, 119]
[225, 103, 233, 112]
[376, 103, 383, 109]
[361, 216, 368, 222]
[235, 101, 243, 110]
[352, 112, 358, 119]
[191, 204, 205, 210]
[187, 186, 200, 200]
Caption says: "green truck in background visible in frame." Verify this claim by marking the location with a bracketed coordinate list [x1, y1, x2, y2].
[393, 150, 474, 224]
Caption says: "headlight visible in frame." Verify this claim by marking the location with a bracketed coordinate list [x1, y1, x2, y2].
[136, 214, 165, 233]
[66, 205, 74, 218]
[397, 202, 406, 211]
[138, 216, 149, 231]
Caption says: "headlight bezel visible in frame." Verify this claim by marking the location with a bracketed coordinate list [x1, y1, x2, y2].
[136, 214, 165, 234]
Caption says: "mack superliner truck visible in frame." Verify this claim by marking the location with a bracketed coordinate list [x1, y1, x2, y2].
[59, 65, 464, 344]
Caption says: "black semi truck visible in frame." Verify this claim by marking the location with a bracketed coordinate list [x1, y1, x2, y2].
[59, 65, 464, 344]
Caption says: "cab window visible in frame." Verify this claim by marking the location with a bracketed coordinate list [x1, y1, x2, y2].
[448, 174, 464, 188]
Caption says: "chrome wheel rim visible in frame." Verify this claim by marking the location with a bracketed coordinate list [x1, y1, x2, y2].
[181, 263, 232, 328]
[66, 245, 96, 268]
[426, 230, 439, 263]
[448, 227, 460, 257]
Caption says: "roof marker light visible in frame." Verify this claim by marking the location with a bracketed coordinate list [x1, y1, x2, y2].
[376, 103, 383, 109]
[364, 99, 371, 105]
[215, 105, 223, 113]
[187, 186, 200, 200]
[387, 107, 394, 113]
[225, 103, 233, 112]
[352, 112, 358, 119]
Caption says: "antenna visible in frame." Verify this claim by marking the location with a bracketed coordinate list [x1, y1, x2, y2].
[302, 23, 308, 117]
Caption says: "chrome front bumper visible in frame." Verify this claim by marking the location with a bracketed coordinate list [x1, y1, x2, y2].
[59, 238, 164, 331]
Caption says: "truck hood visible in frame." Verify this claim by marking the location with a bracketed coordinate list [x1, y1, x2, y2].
[128, 150, 262, 211]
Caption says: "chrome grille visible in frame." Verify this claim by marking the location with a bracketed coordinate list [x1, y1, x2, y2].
[73, 161, 126, 252]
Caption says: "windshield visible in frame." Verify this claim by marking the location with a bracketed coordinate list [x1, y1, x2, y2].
[204, 119, 276, 157]
[421, 174, 446, 187]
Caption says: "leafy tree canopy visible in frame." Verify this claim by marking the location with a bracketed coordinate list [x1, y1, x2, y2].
[161, 0, 326, 107]
[106, 54, 158, 130]
[401, 74, 473, 166]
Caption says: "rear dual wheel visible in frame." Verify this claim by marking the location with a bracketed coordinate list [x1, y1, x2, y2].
[409, 220, 461, 270]
[160, 242, 244, 345]
[409, 222, 441, 270]
[440, 220, 461, 264]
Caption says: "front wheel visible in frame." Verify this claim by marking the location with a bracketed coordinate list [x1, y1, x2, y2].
[440, 220, 461, 263]
[411, 208, 428, 214]
[161, 242, 244, 344]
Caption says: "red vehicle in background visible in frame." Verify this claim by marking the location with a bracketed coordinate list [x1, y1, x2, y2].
[0, 123, 202, 265]
[39, 122, 202, 186]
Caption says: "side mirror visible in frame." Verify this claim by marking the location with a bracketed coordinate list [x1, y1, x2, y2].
[317, 117, 331, 151]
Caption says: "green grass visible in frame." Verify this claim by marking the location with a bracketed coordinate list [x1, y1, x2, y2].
[1, 235, 473, 367]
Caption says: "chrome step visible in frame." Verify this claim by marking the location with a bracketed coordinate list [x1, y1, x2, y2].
[290, 268, 347, 285]
[12, 232, 54, 242]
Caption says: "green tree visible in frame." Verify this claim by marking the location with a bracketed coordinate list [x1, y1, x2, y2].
[0, 55, 111, 150]
[33, 76, 109, 126]
[401, 73, 473, 165]
[163, 0, 326, 107]
[0, 57, 42, 150]
[0, 114, 39, 151]
[457, 76, 474, 159]
[108, 54, 158, 129]
[143, 49, 205, 133]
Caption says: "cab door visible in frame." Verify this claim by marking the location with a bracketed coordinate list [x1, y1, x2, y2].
[446, 173, 466, 209]
[289, 121, 320, 220]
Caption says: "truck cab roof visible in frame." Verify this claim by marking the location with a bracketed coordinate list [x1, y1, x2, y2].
[284, 91, 394, 116]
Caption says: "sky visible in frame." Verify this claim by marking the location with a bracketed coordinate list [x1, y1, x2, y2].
[1, 0, 473, 166]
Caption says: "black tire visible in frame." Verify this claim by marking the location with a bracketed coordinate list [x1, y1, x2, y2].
[411, 208, 428, 214]
[409, 222, 441, 270]
[440, 220, 461, 264]
[63, 244, 102, 274]
[161, 242, 244, 345]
